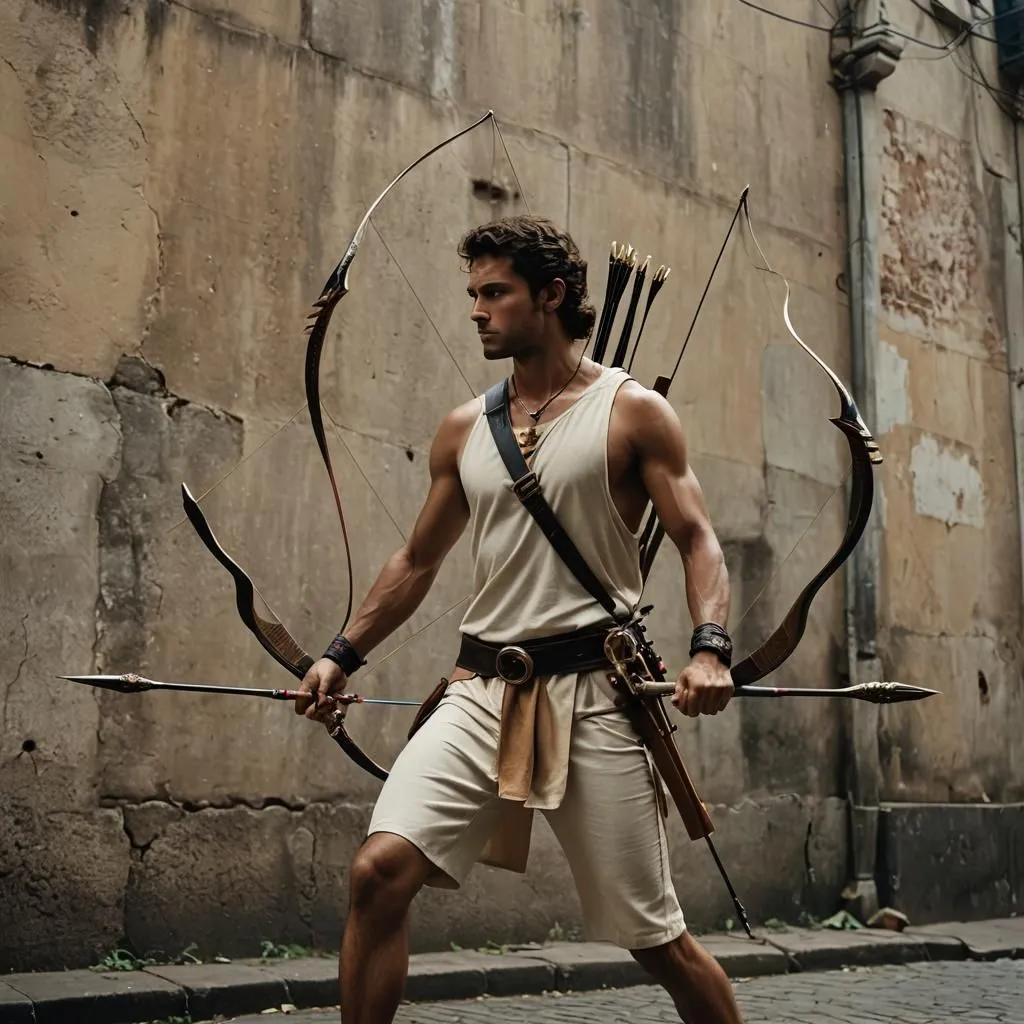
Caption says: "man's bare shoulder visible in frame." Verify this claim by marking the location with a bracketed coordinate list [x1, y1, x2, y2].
[431, 395, 482, 467]
[614, 378, 681, 433]
[440, 395, 483, 437]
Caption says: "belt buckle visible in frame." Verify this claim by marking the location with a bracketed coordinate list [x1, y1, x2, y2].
[495, 645, 534, 685]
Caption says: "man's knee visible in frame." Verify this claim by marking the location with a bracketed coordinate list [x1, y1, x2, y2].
[631, 930, 702, 981]
[348, 833, 431, 914]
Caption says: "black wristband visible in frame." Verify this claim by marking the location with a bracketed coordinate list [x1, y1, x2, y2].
[689, 622, 733, 668]
[322, 634, 365, 676]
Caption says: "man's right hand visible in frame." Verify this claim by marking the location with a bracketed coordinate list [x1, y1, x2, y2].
[297, 658, 349, 723]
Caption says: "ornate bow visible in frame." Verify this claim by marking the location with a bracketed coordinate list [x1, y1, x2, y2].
[179, 110, 502, 781]
[634, 190, 884, 688]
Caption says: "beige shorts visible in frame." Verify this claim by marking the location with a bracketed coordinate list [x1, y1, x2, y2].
[368, 676, 685, 950]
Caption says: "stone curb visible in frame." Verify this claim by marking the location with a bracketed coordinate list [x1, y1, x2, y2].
[1, 919, 1020, 1023]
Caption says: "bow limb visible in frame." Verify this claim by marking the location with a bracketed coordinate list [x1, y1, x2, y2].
[181, 484, 390, 780]
[328, 716, 390, 781]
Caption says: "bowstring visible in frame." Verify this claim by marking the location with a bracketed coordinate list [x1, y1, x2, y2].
[492, 116, 531, 213]
[490, 116, 498, 217]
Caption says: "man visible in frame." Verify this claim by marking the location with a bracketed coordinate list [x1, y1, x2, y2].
[298, 216, 744, 1023]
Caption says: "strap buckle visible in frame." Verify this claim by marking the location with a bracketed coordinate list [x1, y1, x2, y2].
[512, 472, 540, 501]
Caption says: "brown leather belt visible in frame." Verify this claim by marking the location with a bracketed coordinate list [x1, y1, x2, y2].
[457, 627, 614, 684]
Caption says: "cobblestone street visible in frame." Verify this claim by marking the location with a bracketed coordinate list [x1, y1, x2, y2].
[226, 959, 1024, 1023]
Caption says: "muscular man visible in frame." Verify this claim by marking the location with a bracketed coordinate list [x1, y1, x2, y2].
[299, 216, 744, 1024]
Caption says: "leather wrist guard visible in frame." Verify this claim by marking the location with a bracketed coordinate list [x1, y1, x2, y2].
[322, 634, 365, 676]
[689, 622, 733, 667]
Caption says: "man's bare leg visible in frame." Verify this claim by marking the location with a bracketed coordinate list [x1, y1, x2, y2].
[631, 931, 744, 1023]
[339, 832, 435, 1024]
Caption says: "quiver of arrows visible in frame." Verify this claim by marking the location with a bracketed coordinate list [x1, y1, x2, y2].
[591, 241, 672, 577]
[590, 242, 670, 373]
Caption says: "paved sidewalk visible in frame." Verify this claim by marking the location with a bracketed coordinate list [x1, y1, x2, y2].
[0, 917, 1021, 1024]
[228, 960, 1024, 1023]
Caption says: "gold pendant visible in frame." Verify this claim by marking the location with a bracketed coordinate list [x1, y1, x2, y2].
[516, 426, 539, 449]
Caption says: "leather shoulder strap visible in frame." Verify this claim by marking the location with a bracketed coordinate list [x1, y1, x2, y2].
[483, 379, 618, 619]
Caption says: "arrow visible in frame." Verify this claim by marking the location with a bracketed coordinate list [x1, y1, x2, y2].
[634, 680, 938, 703]
[58, 674, 421, 709]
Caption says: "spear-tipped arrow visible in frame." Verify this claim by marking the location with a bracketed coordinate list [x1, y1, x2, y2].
[634, 679, 938, 704]
[58, 674, 420, 709]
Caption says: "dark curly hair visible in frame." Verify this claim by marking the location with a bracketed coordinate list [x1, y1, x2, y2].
[457, 216, 597, 341]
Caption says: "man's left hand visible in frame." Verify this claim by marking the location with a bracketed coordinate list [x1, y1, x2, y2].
[672, 651, 734, 717]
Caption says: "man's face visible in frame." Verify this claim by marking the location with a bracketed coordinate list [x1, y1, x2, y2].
[466, 254, 547, 360]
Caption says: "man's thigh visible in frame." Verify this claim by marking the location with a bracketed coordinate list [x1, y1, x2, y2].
[543, 709, 685, 949]
[368, 679, 504, 888]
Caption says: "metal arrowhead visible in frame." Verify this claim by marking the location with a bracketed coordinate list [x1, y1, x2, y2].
[886, 682, 940, 702]
[58, 673, 151, 693]
[856, 681, 940, 704]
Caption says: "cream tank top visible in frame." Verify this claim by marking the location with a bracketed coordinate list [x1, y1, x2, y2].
[457, 366, 643, 643]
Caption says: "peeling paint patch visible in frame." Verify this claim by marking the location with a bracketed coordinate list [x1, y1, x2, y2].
[880, 110, 999, 358]
[910, 434, 985, 528]
[877, 339, 911, 434]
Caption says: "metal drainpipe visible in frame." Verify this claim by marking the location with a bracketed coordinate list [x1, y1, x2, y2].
[1013, 126, 1024, 627]
[832, 3, 902, 921]
[839, 82, 884, 923]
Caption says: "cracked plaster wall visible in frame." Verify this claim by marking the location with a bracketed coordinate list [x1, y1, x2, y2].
[874, 47, 1024, 807]
[0, 0, 1020, 970]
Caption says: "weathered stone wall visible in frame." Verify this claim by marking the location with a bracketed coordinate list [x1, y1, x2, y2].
[874, 2, 1024, 808]
[0, 0, 1019, 971]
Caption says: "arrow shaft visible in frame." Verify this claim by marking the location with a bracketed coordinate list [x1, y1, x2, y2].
[636, 681, 832, 698]
[151, 681, 301, 700]
[634, 680, 936, 702]
[59, 675, 420, 707]
[735, 686, 838, 698]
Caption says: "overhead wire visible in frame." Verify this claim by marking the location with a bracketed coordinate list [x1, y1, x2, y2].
[733, 0, 1022, 118]
[731, 0, 1017, 56]
[896, 0, 1023, 115]
[733, 0, 838, 32]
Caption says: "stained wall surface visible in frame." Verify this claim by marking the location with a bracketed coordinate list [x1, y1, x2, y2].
[1, 0, 1020, 969]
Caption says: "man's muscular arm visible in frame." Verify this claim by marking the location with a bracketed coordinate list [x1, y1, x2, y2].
[298, 401, 476, 719]
[626, 384, 733, 717]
